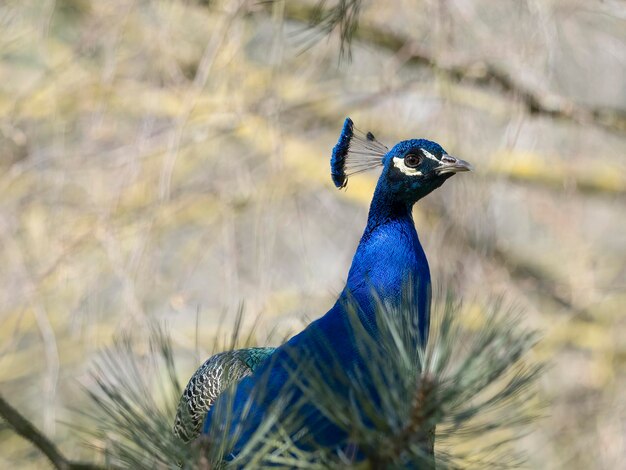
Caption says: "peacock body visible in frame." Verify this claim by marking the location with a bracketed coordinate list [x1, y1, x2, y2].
[173, 347, 275, 441]
[175, 118, 471, 458]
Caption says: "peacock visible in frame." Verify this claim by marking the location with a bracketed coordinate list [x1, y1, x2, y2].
[174, 118, 471, 456]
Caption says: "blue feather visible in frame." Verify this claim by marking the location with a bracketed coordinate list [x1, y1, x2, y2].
[330, 117, 354, 188]
[330, 117, 387, 189]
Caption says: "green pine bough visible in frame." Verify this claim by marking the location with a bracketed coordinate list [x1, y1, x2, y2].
[84, 290, 544, 469]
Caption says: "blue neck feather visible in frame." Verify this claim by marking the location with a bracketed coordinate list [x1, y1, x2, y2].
[342, 176, 431, 344]
[365, 178, 413, 234]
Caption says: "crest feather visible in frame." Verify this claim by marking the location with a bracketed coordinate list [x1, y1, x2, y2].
[330, 118, 388, 189]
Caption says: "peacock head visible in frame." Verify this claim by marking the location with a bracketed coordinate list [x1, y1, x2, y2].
[331, 118, 471, 204]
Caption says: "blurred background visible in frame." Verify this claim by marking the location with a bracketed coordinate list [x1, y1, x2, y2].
[0, 0, 624, 468]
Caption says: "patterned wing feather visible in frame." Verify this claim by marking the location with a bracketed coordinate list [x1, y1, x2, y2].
[173, 347, 275, 442]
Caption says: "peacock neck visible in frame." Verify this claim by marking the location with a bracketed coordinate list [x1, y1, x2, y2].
[340, 181, 431, 343]
[363, 182, 413, 236]
[346, 183, 426, 294]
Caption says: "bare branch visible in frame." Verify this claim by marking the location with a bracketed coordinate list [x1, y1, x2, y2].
[0, 394, 104, 470]
[281, 2, 626, 134]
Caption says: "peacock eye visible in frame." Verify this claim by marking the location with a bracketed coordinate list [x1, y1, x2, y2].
[404, 153, 422, 168]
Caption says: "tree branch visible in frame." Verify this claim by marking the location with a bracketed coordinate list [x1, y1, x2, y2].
[0, 393, 104, 470]
[281, 2, 626, 134]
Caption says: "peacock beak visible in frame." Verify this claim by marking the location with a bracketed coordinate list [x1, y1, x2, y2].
[435, 155, 473, 175]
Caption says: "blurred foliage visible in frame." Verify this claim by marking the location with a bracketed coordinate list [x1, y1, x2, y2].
[0, 0, 624, 468]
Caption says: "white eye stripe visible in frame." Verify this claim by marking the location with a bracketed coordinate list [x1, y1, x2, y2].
[392, 157, 423, 176]
[422, 149, 439, 162]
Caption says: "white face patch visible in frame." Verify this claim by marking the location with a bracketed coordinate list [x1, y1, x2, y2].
[392, 156, 423, 176]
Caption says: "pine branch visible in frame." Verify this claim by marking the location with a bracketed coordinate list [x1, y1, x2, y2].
[0, 394, 104, 470]
[228, 286, 544, 468]
[73, 286, 544, 468]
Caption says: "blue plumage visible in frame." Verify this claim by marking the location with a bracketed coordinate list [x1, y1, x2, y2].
[330, 117, 354, 188]
[193, 119, 471, 458]
[330, 117, 388, 188]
